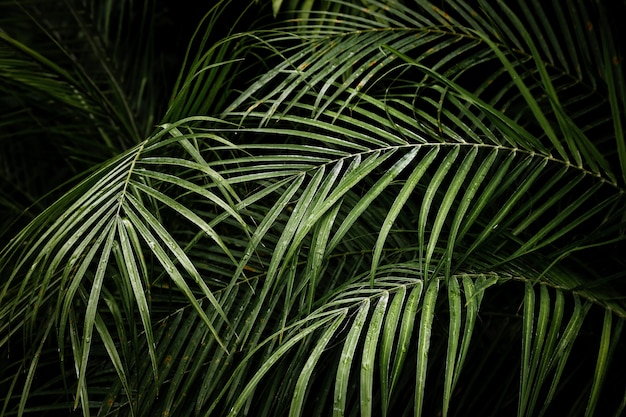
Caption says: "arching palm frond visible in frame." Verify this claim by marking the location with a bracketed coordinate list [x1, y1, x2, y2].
[1, 0, 625, 416]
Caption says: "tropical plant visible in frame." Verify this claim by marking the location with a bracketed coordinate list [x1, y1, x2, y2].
[1, 0, 625, 416]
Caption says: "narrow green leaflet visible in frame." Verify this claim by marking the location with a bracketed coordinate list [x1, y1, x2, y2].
[426, 146, 476, 278]
[415, 279, 439, 417]
[371, 146, 437, 285]
[117, 217, 159, 384]
[379, 285, 406, 416]
[360, 291, 388, 417]
[539, 296, 591, 416]
[454, 275, 497, 387]
[93, 311, 135, 417]
[389, 282, 423, 398]
[16, 318, 55, 417]
[585, 310, 619, 417]
[519, 283, 551, 417]
[419, 148, 459, 279]
[289, 311, 344, 417]
[75, 221, 117, 410]
[444, 148, 498, 277]
[442, 276, 461, 417]
[529, 288, 564, 416]
[334, 300, 370, 417]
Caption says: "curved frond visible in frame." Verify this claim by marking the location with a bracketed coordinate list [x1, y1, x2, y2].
[1, 0, 625, 416]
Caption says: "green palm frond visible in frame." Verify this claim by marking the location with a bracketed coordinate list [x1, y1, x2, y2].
[1, 0, 625, 416]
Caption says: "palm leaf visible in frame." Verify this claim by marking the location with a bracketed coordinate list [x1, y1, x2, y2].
[1, 0, 625, 416]
[0, 122, 251, 414]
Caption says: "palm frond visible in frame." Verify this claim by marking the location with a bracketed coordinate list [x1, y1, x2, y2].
[1, 0, 625, 416]
[0, 120, 250, 414]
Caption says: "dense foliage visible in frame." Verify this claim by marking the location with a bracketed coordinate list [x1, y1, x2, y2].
[1, 0, 625, 416]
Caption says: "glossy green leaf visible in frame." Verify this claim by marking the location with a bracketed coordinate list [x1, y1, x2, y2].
[415, 279, 439, 417]
[333, 300, 370, 417]
[360, 291, 388, 417]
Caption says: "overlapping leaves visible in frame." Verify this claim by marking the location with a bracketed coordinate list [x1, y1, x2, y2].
[1, 0, 625, 416]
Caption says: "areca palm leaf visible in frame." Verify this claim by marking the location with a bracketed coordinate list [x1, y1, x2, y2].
[0, 121, 251, 415]
[233, 0, 620, 175]
[1, 0, 626, 416]
[176, 0, 624, 414]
